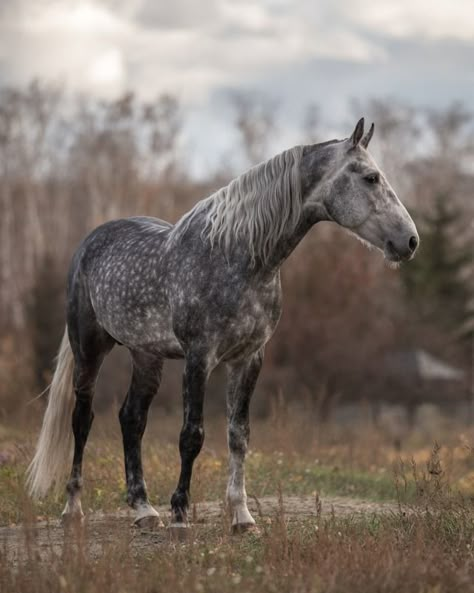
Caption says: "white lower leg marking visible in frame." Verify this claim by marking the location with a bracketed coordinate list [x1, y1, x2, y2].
[61, 495, 84, 520]
[227, 445, 255, 526]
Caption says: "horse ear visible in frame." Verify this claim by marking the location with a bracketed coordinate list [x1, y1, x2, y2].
[361, 122, 375, 149]
[349, 117, 365, 148]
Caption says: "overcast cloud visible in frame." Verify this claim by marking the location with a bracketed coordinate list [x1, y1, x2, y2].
[1, 0, 473, 173]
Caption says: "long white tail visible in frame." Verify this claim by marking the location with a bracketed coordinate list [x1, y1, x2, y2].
[26, 328, 75, 498]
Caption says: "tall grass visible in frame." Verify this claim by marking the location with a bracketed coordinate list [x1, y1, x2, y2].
[2, 410, 474, 591]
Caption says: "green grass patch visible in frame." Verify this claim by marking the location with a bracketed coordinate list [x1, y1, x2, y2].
[245, 452, 412, 502]
[0, 444, 412, 524]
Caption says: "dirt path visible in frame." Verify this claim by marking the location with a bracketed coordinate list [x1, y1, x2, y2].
[0, 495, 400, 563]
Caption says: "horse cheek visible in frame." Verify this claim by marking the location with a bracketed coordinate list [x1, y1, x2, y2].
[326, 174, 373, 229]
[325, 178, 354, 227]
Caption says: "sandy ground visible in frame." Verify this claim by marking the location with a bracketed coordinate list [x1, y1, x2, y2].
[0, 495, 401, 564]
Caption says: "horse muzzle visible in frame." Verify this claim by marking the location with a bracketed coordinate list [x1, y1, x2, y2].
[384, 233, 419, 262]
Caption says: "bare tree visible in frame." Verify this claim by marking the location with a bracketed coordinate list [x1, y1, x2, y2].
[350, 98, 420, 194]
[229, 90, 278, 166]
[0, 81, 472, 414]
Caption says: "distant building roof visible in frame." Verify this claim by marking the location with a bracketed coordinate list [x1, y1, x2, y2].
[385, 349, 465, 382]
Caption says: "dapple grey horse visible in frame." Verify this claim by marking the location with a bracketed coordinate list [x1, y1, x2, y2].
[27, 118, 418, 532]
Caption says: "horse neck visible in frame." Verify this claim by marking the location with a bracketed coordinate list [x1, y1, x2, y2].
[198, 141, 332, 276]
[258, 206, 324, 274]
[256, 144, 333, 274]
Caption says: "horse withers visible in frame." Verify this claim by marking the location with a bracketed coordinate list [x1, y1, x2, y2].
[27, 118, 418, 532]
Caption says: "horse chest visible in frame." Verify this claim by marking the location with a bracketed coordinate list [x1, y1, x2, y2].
[167, 265, 282, 361]
[208, 281, 282, 361]
[219, 297, 281, 361]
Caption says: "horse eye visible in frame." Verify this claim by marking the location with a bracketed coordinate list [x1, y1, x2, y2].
[364, 173, 379, 184]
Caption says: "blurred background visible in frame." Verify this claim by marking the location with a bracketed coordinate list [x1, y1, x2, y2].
[0, 0, 472, 441]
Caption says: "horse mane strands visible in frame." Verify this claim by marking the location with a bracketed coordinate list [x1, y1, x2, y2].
[172, 146, 304, 265]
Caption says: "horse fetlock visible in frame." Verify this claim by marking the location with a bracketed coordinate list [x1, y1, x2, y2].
[66, 476, 83, 496]
[170, 510, 189, 526]
[228, 423, 249, 446]
[126, 476, 148, 506]
[170, 490, 189, 524]
[171, 488, 188, 508]
[180, 423, 205, 454]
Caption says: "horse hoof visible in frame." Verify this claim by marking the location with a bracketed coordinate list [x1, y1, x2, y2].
[231, 522, 260, 536]
[133, 515, 164, 530]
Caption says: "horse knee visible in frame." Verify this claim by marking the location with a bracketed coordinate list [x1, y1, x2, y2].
[119, 400, 141, 429]
[66, 475, 83, 496]
[179, 422, 205, 459]
[228, 423, 249, 457]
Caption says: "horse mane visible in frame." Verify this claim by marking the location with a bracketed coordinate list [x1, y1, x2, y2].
[172, 146, 304, 265]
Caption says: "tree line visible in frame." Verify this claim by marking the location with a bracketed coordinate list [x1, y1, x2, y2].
[0, 82, 472, 418]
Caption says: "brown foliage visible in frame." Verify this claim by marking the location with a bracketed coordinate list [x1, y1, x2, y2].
[0, 83, 471, 414]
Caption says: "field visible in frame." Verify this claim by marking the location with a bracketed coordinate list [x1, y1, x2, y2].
[2, 406, 474, 592]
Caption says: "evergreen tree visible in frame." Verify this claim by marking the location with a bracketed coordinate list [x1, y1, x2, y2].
[401, 193, 473, 342]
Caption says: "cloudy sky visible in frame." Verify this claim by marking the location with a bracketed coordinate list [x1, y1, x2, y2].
[1, 0, 473, 173]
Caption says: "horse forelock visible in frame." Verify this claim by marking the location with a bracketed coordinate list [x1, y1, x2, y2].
[172, 146, 304, 265]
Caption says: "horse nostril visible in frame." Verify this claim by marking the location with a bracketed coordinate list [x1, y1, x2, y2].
[409, 236, 418, 252]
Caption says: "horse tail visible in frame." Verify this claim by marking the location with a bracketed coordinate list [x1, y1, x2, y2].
[26, 328, 75, 498]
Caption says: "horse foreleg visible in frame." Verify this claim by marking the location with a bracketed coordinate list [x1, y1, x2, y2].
[226, 349, 264, 534]
[170, 352, 209, 526]
[119, 351, 163, 528]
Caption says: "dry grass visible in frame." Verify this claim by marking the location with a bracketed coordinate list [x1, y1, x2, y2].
[2, 495, 474, 593]
[2, 409, 474, 592]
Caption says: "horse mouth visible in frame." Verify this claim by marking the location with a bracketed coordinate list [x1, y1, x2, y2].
[384, 241, 402, 263]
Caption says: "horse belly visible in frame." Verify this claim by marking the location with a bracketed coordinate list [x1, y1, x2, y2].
[91, 290, 184, 357]
[108, 315, 183, 357]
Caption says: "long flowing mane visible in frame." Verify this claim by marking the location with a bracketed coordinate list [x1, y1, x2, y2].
[171, 146, 304, 265]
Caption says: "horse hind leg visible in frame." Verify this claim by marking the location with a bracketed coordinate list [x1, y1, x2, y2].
[119, 350, 163, 529]
[62, 323, 115, 523]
